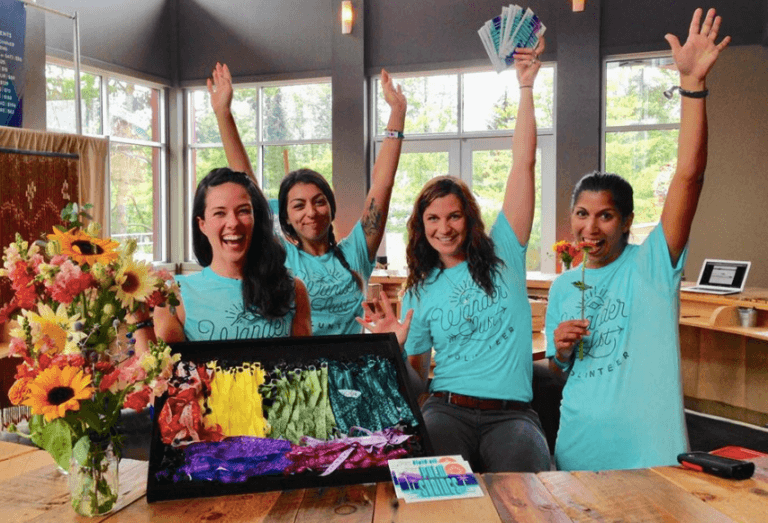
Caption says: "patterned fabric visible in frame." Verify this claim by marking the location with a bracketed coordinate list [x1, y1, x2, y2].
[325, 355, 418, 434]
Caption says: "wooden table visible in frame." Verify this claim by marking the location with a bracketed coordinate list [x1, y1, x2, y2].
[2, 441, 766, 522]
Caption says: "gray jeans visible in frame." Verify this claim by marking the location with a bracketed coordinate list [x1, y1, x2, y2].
[421, 394, 551, 473]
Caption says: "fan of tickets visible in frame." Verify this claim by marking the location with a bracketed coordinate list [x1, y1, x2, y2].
[478, 5, 546, 73]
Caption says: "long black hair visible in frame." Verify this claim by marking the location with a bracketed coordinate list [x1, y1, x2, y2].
[571, 171, 634, 245]
[277, 168, 363, 292]
[405, 176, 502, 297]
[192, 167, 294, 319]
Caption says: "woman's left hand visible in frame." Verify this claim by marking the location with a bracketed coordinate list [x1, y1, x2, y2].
[514, 38, 545, 87]
[665, 8, 730, 83]
[356, 290, 413, 348]
[381, 69, 407, 114]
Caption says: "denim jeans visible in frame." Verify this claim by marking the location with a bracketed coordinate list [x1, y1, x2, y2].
[421, 394, 551, 473]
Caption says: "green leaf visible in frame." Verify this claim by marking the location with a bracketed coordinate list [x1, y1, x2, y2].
[40, 419, 74, 470]
[571, 281, 592, 292]
[72, 435, 91, 467]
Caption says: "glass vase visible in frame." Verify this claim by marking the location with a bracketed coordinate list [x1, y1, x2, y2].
[68, 441, 119, 517]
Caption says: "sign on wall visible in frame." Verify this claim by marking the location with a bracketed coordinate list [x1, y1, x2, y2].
[0, 0, 26, 127]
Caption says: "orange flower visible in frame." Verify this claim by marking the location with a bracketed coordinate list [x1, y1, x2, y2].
[47, 227, 119, 266]
[8, 377, 32, 405]
[22, 365, 94, 421]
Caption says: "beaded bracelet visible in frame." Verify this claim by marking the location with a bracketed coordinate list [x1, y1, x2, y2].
[384, 130, 404, 140]
[132, 319, 154, 331]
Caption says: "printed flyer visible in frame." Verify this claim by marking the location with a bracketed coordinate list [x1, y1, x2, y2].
[388, 455, 484, 503]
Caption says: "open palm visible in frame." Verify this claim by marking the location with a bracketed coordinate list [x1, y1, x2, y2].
[665, 8, 731, 81]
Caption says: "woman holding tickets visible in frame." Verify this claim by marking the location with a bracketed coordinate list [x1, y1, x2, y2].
[545, 8, 730, 471]
[363, 43, 550, 472]
[133, 167, 311, 344]
[208, 63, 406, 336]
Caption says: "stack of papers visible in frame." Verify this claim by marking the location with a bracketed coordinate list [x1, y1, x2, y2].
[478, 5, 546, 73]
[388, 455, 484, 503]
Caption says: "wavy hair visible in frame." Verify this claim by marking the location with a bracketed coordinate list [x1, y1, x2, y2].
[192, 167, 294, 319]
[278, 168, 363, 292]
[405, 176, 502, 296]
[571, 171, 634, 245]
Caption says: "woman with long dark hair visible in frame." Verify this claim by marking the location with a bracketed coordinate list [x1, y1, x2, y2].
[545, 8, 730, 471]
[363, 44, 551, 472]
[208, 63, 406, 335]
[148, 167, 311, 341]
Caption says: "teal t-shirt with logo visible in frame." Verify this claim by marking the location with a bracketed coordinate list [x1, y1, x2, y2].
[178, 267, 294, 341]
[283, 221, 373, 336]
[545, 225, 689, 471]
[402, 212, 533, 402]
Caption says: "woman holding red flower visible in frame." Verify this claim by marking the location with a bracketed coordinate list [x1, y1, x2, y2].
[545, 8, 730, 471]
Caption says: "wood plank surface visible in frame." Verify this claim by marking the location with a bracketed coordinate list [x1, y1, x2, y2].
[113, 489, 305, 523]
[0, 448, 54, 481]
[372, 478, 502, 523]
[0, 459, 146, 523]
[484, 472, 571, 522]
[651, 460, 768, 523]
[0, 440, 38, 461]
[294, 484, 376, 523]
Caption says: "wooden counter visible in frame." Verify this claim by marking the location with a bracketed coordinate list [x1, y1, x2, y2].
[2, 440, 767, 522]
[679, 286, 768, 426]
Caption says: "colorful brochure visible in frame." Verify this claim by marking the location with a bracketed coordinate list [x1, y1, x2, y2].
[478, 4, 546, 73]
[388, 455, 484, 502]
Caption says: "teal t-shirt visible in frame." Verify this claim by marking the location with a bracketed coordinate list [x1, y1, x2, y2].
[402, 212, 533, 402]
[283, 221, 373, 336]
[545, 225, 688, 471]
[177, 267, 294, 341]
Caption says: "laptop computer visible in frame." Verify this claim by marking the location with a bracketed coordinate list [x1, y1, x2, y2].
[681, 259, 751, 295]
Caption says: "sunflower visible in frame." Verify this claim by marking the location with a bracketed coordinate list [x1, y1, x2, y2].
[47, 227, 120, 266]
[23, 365, 94, 421]
[24, 303, 85, 355]
[113, 259, 154, 309]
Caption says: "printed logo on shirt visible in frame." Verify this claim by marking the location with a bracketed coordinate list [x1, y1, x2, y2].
[431, 275, 510, 361]
[296, 266, 361, 320]
[560, 284, 631, 379]
[192, 303, 290, 340]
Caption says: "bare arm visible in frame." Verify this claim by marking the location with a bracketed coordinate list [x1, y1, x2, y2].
[361, 70, 407, 260]
[660, 8, 730, 265]
[291, 278, 312, 336]
[153, 300, 186, 344]
[208, 62, 257, 182]
[502, 42, 544, 244]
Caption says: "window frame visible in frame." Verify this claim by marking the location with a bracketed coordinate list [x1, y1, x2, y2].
[601, 51, 680, 242]
[184, 76, 333, 266]
[370, 65, 557, 274]
[45, 56, 169, 263]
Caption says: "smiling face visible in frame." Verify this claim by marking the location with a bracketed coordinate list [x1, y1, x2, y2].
[571, 190, 634, 269]
[423, 194, 468, 268]
[285, 182, 333, 252]
[197, 182, 254, 277]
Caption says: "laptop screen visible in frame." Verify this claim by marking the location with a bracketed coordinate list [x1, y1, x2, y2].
[698, 260, 750, 290]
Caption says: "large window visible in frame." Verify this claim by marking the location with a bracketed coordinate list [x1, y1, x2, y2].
[46, 61, 166, 262]
[603, 54, 680, 244]
[372, 66, 556, 273]
[188, 80, 332, 200]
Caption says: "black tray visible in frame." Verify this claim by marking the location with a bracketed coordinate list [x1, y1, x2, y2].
[146, 333, 432, 502]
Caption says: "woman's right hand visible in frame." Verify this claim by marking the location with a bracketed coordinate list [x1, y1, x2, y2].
[207, 62, 234, 117]
[356, 291, 413, 348]
[513, 38, 545, 88]
[553, 319, 590, 361]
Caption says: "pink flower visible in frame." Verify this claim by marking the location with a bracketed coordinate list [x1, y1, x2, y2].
[45, 260, 95, 304]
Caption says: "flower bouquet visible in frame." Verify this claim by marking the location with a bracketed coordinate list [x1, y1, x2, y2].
[552, 240, 579, 271]
[0, 203, 180, 516]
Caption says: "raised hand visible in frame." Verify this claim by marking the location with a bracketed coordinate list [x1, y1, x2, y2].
[665, 8, 731, 83]
[514, 37, 545, 87]
[381, 69, 407, 113]
[207, 62, 234, 116]
[356, 291, 413, 348]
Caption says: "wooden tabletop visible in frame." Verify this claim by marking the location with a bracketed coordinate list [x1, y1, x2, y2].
[1, 441, 766, 522]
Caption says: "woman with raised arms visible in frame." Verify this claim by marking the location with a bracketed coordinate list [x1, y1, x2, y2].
[208, 63, 406, 336]
[545, 8, 730, 471]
